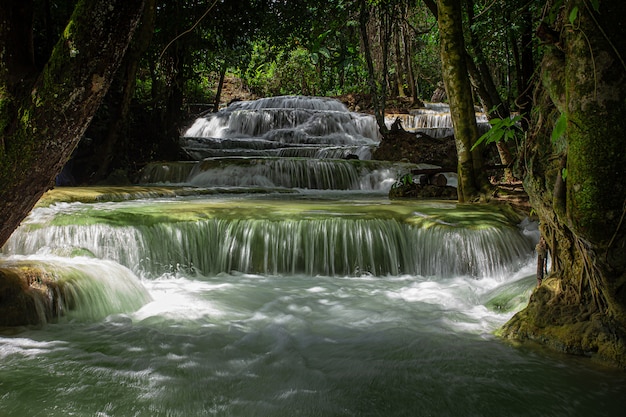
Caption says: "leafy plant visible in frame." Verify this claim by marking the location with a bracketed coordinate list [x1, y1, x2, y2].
[470, 115, 523, 151]
[552, 112, 567, 143]
[391, 173, 414, 189]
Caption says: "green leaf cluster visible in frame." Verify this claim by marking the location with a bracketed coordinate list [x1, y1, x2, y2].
[552, 113, 567, 143]
[470, 115, 523, 151]
[391, 173, 414, 189]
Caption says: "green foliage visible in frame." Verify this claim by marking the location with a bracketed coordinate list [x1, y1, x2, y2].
[276, 47, 321, 96]
[568, 6, 579, 25]
[552, 112, 567, 143]
[470, 115, 523, 151]
[391, 173, 414, 189]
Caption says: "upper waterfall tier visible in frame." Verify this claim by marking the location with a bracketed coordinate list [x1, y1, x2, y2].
[385, 103, 490, 139]
[183, 96, 380, 160]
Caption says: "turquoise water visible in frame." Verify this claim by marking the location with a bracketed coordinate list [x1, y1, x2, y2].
[2, 95, 625, 416]
[1, 195, 625, 416]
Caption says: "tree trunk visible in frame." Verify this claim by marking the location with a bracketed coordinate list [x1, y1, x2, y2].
[464, 0, 514, 180]
[213, 64, 227, 113]
[393, 21, 405, 97]
[517, 6, 534, 131]
[0, 0, 145, 248]
[359, 0, 388, 136]
[405, 36, 418, 103]
[436, 0, 485, 202]
[500, 0, 626, 368]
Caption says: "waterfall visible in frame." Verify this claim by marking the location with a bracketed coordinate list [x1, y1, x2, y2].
[6, 96, 602, 417]
[2, 256, 150, 322]
[3, 199, 535, 279]
[137, 158, 420, 191]
[385, 103, 490, 138]
[183, 95, 380, 160]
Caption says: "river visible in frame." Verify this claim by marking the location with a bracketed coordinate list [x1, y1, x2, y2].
[1, 96, 624, 416]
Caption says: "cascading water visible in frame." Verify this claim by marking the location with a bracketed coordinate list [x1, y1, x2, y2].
[1, 96, 625, 417]
[385, 102, 490, 139]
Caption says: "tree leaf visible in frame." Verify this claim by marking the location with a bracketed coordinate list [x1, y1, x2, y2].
[491, 129, 505, 143]
[569, 7, 579, 25]
[552, 113, 567, 143]
[319, 47, 331, 59]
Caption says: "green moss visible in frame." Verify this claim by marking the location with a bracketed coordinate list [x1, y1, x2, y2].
[499, 276, 626, 369]
[0, 267, 55, 327]
[63, 20, 75, 39]
[566, 102, 626, 242]
[32, 188, 525, 231]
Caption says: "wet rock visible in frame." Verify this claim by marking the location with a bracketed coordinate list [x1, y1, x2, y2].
[373, 129, 457, 167]
[389, 183, 458, 200]
[0, 267, 63, 327]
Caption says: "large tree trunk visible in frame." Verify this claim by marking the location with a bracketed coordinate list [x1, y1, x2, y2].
[0, 0, 145, 247]
[436, 0, 485, 202]
[500, 0, 626, 368]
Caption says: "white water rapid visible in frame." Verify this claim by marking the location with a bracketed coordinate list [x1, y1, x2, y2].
[1, 96, 625, 417]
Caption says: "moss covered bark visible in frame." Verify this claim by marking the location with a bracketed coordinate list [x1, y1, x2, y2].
[0, 0, 145, 247]
[500, 0, 626, 368]
[436, 0, 485, 202]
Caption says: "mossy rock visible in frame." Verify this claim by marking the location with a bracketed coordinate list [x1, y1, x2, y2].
[0, 267, 63, 327]
[498, 282, 626, 369]
[389, 183, 458, 200]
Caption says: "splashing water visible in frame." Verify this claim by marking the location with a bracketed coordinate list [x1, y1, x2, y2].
[1, 96, 625, 417]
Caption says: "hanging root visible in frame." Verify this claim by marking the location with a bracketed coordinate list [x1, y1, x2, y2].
[574, 236, 608, 313]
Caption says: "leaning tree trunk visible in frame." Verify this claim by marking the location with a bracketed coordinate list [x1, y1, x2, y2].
[0, 0, 145, 247]
[436, 0, 486, 202]
[500, 0, 626, 368]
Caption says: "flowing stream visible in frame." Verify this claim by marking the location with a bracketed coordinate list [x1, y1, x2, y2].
[1, 96, 625, 416]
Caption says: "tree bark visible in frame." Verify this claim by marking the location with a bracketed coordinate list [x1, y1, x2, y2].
[0, 0, 145, 247]
[436, 0, 485, 202]
[393, 21, 405, 97]
[213, 64, 227, 113]
[501, 0, 626, 368]
[464, 0, 514, 180]
[358, 0, 390, 136]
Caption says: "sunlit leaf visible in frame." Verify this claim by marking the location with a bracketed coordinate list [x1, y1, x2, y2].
[552, 113, 567, 143]
[569, 7, 579, 25]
